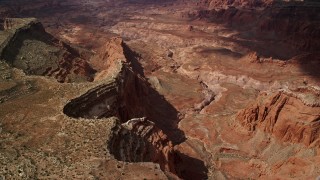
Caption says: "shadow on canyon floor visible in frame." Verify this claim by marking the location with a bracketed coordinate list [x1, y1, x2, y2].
[200, 3, 320, 80]
[145, 86, 186, 144]
[126, 43, 187, 144]
[297, 53, 320, 80]
[175, 151, 208, 180]
[196, 45, 243, 59]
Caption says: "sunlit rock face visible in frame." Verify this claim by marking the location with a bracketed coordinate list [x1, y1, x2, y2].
[237, 88, 320, 147]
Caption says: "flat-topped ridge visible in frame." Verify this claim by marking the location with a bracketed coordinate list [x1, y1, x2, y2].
[3, 18, 39, 31]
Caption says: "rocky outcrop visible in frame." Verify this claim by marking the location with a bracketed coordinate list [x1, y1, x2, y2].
[90, 37, 127, 78]
[90, 37, 143, 81]
[108, 117, 176, 174]
[236, 88, 320, 147]
[65, 37, 182, 142]
[63, 37, 183, 177]
[0, 18, 96, 83]
[63, 39, 149, 120]
[63, 64, 149, 121]
[63, 81, 119, 119]
[4, 18, 25, 30]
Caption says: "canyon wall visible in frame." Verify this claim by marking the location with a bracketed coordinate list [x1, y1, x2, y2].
[65, 37, 182, 140]
[1, 2, 319, 179]
[63, 37, 150, 121]
[63, 37, 182, 176]
[108, 117, 176, 174]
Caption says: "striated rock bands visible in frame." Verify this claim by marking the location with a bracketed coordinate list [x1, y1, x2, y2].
[63, 37, 149, 121]
[63, 81, 119, 119]
[237, 89, 320, 147]
[63, 37, 183, 177]
[64, 37, 182, 143]
[108, 117, 176, 174]
[1, 1, 320, 179]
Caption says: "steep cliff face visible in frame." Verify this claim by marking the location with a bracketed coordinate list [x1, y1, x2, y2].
[236, 88, 320, 147]
[108, 117, 176, 174]
[90, 37, 143, 80]
[65, 37, 182, 141]
[188, 2, 320, 54]
[0, 18, 96, 83]
[63, 37, 181, 177]
[90, 37, 126, 77]
[63, 63, 149, 121]
[63, 37, 149, 121]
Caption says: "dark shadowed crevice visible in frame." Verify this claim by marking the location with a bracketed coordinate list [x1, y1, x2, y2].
[174, 151, 209, 180]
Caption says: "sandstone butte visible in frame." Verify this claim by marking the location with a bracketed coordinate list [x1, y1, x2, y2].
[0, 0, 319, 179]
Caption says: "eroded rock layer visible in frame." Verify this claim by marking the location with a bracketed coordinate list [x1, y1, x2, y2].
[63, 37, 183, 177]
[108, 117, 176, 174]
[237, 88, 320, 147]
[1, 1, 320, 179]
[64, 37, 182, 142]
[63, 37, 149, 120]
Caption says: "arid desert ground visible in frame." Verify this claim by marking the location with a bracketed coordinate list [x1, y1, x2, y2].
[0, 0, 320, 179]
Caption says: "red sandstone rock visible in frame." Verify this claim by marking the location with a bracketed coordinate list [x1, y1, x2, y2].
[90, 37, 126, 72]
[236, 89, 320, 147]
[1, 1, 320, 179]
[109, 117, 177, 174]
[90, 37, 142, 81]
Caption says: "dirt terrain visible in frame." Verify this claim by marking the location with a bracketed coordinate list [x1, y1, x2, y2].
[0, 0, 319, 179]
